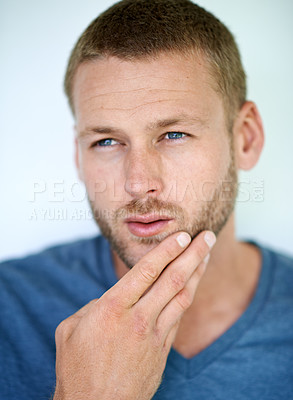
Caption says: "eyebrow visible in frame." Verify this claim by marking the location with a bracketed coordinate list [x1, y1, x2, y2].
[78, 114, 208, 138]
[147, 115, 207, 130]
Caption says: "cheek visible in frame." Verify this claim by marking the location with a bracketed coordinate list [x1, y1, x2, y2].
[162, 141, 230, 203]
[81, 156, 127, 207]
[79, 157, 107, 203]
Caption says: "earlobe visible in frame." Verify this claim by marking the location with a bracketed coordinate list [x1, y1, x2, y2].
[233, 101, 265, 170]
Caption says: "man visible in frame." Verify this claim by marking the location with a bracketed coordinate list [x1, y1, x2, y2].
[0, 1, 292, 399]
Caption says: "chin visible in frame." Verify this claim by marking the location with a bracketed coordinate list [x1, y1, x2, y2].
[114, 237, 163, 269]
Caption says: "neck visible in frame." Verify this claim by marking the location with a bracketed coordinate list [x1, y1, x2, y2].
[173, 213, 261, 357]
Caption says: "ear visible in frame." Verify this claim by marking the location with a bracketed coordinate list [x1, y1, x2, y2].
[74, 126, 84, 182]
[233, 101, 265, 170]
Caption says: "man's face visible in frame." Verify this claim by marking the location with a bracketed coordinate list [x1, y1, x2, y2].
[73, 52, 237, 268]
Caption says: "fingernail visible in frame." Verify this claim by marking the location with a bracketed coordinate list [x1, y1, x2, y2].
[176, 232, 191, 248]
[203, 253, 210, 264]
[204, 231, 216, 248]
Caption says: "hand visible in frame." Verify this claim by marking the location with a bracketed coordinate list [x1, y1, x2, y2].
[53, 230, 216, 400]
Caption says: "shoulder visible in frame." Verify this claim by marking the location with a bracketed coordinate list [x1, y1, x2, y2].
[238, 242, 293, 349]
[0, 235, 105, 270]
[260, 244, 293, 294]
[0, 235, 112, 290]
[254, 242, 293, 333]
[0, 234, 115, 315]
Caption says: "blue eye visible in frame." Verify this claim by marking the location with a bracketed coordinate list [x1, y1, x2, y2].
[165, 132, 186, 140]
[97, 138, 118, 146]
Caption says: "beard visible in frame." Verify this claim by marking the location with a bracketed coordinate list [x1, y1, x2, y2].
[89, 148, 238, 269]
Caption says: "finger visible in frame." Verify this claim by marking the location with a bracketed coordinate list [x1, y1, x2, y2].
[157, 260, 208, 341]
[55, 298, 100, 344]
[162, 320, 180, 356]
[136, 231, 214, 321]
[66, 299, 98, 325]
[106, 231, 192, 309]
[75, 298, 98, 317]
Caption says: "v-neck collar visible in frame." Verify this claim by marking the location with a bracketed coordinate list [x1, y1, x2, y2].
[166, 241, 275, 378]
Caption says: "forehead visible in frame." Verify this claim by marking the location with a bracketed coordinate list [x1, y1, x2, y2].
[72, 52, 223, 129]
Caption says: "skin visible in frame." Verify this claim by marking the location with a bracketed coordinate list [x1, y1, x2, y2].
[54, 52, 264, 399]
[74, 53, 237, 267]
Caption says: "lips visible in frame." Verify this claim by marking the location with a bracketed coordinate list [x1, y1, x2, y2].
[125, 214, 173, 237]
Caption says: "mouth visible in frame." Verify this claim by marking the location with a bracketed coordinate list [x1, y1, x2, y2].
[124, 214, 174, 237]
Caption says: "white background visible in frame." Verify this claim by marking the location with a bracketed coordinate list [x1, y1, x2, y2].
[0, 0, 292, 261]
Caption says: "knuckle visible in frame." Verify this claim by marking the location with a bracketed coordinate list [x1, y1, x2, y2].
[153, 326, 163, 347]
[152, 325, 167, 350]
[55, 319, 72, 343]
[176, 287, 193, 311]
[169, 269, 186, 292]
[131, 310, 150, 340]
[102, 295, 123, 320]
[138, 261, 159, 283]
[54, 323, 63, 343]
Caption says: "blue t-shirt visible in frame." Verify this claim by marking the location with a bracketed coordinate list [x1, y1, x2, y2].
[0, 236, 292, 399]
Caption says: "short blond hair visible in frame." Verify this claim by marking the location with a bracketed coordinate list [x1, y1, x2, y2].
[64, 0, 246, 126]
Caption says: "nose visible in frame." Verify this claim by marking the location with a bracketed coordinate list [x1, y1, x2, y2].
[124, 148, 163, 199]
